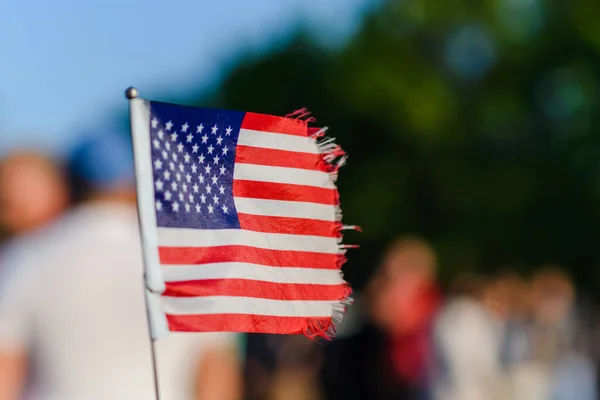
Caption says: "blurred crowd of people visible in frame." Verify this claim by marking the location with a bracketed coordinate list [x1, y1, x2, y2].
[246, 240, 599, 400]
[0, 135, 598, 400]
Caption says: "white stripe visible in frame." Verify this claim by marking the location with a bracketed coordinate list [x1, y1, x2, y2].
[145, 290, 170, 340]
[157, 228, 338, 254]
[234, 197, 335, 221]
[234, 163, 333, 189]
[130, 99, 165, 293]
[129, 98, 168, 338]
[162, 296, 335, 317]
[238, 128, 318, 154]
[162, 263, 344, 285]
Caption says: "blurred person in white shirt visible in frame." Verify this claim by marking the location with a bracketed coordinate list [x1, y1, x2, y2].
[508, 267, 596, 400]
[0, 131, 241, 400]
[432, 274, 511, 400]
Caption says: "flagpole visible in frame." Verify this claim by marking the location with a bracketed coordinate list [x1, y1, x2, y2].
[126, 86, 161, 400]
[143, 277, 161, 400]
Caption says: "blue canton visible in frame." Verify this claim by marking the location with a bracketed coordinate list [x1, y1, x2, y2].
[149, 101, 245, 229]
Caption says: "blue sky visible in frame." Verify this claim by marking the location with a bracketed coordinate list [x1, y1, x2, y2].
[0, 0, 378, 156]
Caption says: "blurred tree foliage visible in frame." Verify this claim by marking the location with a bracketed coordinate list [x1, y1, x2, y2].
[187, 0, 600, 291]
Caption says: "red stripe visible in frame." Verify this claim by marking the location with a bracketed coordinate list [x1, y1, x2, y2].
[167, 314, 331, 334]
[241, 112, 307, 136]
[164, 279, 347, 300]
[159, 246, 338, 269]
[235, 145, 322, 170]
[238, 213, 337, 237]
[233, 180, 335, 204]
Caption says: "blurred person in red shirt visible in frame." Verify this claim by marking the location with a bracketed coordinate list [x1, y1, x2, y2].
[320, 236, 441, 400]
[0, 131, 242, 400]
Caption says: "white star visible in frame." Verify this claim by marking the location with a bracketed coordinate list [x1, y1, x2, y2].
[201, 134, 208, 144]
[219, 166, 226, 175]
[200, 194, 207, 204]
[225, 126, 232, 136]
[169, 162, 175, 171]
[158, 130, 165, 139]
[154, 159, 162, 169]
[178, 193, 184, 201]
[185, 173, 191, 183]
[192, 144, 199, 153]
[184, 153, 191, 163]
[177, 143, 184, 153]
[165, 142, 171, 151]
[211, 175, 218, 185]
[206, 185, 212, 194]
[163, 171, 171, 180]
[197, 123, 204, 133]
[188, 194, 194, 203]
[172, 202, 179, 212]
[222, 205, 229, 214]
[182, 183, 188, 192]
[191, 164, 197, 173]
[165, 121, 173, 131]
[222, 146, 229, 155]
[185, 203, 191, 212]
[175, 173, 182, 181]
[162, 150, 168, 160]
[171, 182, 178, 191]
[153, 139, 160, 149]
[186, 133, 193, 143]
[151, 118, 158, 128]
[172, 153, 178, 162]
[199, 175, 205, 184]
[216, 136, 223, 145]
[204, 165, 212, 174]
[195, 204, 201, 213]
[155, 180, 164, 191]
[219, 185, 225, 195]
[193, 184, 199, 193]
[213, 195, 219, 204]
[198, 154, 205, 164]
[207, 145, 214, 154]
[182, 122, 189, 132]
[178, 163, 184, 172]
[171, 133, 177, 142]
[165, 191, 172, 200]
[155, 200, 162, 211]
[211, 124, 218, 134]
[208, 204, 214, 214]
[213, 155, 220, 165]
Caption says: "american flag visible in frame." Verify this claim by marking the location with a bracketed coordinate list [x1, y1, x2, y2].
[131, 100, 354, 338]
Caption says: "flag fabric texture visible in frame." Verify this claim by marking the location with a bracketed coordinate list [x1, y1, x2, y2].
[129, 100, 356, 339]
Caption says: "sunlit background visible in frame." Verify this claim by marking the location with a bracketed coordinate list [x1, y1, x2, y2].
[2, 0, 600, 399]
[0, 0, 380, 155]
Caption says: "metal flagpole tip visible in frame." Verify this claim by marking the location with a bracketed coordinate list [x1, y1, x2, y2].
[125, 87, 139, 100]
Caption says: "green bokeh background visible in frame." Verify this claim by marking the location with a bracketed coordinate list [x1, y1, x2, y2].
[143, 0, 600, 291]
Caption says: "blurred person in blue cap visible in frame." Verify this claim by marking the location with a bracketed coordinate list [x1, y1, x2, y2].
[67, 131, 138, 204]
[0, 130, 241, 400]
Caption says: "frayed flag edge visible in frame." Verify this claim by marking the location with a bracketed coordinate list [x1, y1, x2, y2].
[286, 108, 360, 341]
